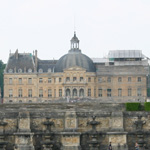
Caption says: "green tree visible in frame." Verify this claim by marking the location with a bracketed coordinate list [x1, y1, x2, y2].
[0, 60, 6, 98]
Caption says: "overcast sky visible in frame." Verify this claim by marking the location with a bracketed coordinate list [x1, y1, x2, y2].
[1, 0, 150, 63]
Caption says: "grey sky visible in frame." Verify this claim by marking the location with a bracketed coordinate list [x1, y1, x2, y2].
[1, 0, 150, 63]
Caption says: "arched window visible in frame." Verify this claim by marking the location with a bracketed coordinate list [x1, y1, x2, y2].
[18, 68, 22, 73]
[66, 89, 70, 97]
[73, 89, 77, 97]
[79, 89, 84, 97]
[8, 69, 13, 73]
[28, 68, 32, 73]
[48, 68, 51, 73]
[39, 69, 43, 73]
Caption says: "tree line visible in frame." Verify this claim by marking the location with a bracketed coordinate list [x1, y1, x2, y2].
[0, 60, 6, 98]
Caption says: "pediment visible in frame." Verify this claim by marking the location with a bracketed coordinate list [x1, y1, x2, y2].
[64, 66, 86, 71]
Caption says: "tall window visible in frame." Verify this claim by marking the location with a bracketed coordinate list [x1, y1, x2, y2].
[80, 77, 83, 82]
[118, 88, 122, 97]
[98, 89, 102, 97]
[73, 77, 76, 82]
[128, 88, 132, 96]
[107, 89, 111, 97]
[48, 89, 52, 97]
[59, 89, 62, 97]
[48, 78, 51, 83]
[9, 78, 12, 84]
[39, 89, 43, 97]
[107, 77, 111, 83]
[9, 89, 13, 97]
[19, 78, 22, 84]
[118, 77, 122, 82]
[98, 77, 102, 83]
[28, 89, 32, 97]
[88, 89, 91, 97]
[39, 78, 43, 83]
[88, 77, 91, 82]
[18, 89, 22, 97]
[128, 77, 131, 82]
[137, 88, 142, 96]
[66, 77, 70, 82]
[138, 77, 141, 82]
[28, 78, 32, 84]
[59, 78, 62, 82]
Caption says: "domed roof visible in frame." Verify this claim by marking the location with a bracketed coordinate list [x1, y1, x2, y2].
[55, 33, 96, 72]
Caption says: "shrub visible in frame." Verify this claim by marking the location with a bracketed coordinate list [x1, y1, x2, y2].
[125, 103, 141, 111]
[144, 102, 150, 111]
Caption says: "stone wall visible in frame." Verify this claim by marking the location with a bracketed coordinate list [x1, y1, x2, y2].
[0, 102, 149, 150]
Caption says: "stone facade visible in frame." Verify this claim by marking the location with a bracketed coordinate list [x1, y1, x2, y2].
[0, 102, 149, 150]
[3, 34, 149, 103]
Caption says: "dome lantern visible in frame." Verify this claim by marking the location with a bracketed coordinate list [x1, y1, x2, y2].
[70, 32, 79, 50]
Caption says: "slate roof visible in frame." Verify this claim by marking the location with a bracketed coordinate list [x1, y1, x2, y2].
[6, 53, 35, 73]
[38, 60, 57, 72]
[54, 51, 96, 72]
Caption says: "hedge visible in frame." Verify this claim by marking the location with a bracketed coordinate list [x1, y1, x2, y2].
[144, 102, 150, 111]
[125, 103, 141, 111]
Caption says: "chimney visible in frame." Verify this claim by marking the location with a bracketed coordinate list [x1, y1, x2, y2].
[15, 49, 18, 59]
[35, 50, 38, 72]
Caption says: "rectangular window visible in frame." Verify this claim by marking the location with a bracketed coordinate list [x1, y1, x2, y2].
[48, 89, 52, 97]
[88, 89, 91, 97]
[98, 77, 102, 83]
[73, 77, 76, 82]
[138, 77, 141, 82]
[128, 88, 132, 96]
[28, 89, 32, 97]
[9, 89, 13, 97]
[39, 89, 43, 97]
[9, 78, 12, 84]
[19, 78, 22, 84]
[59, 89, 62, 97]
[118, 77, 122, 82]
[118, 88, 122, 97]
[66, 77, 70, 82]
[107, 77, 111, 83]
[28, 78, 32, 84]
[107, 89, 111, 97]
[98, 89, 102, 97]
[18, 89, 22, 97]
[59, 78, 61, 82]
[80, 77, 83, 82]
[39, 78, 43, 83]
[88, 77, 91, 82]
[48, 78, 52, 83]
[128, 77, 131, 82]
[137, 88, 142, 96]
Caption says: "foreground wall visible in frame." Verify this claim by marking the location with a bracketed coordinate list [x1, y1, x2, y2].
[0, 102, 149, 150]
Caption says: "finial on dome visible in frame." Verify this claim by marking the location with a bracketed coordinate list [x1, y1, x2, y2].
[74, 31, 76, 37]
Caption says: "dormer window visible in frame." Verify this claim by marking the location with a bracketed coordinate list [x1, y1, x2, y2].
[39, 69, 43, 73]
[28, 68, 32, 73]
[8, 69, 13, 73]
[48, 68, 51, 73]
[18, 68, 22, 73]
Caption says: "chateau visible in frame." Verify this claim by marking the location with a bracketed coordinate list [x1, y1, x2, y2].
[1, 33, 150, 150]
[3, 32, 149, 103]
